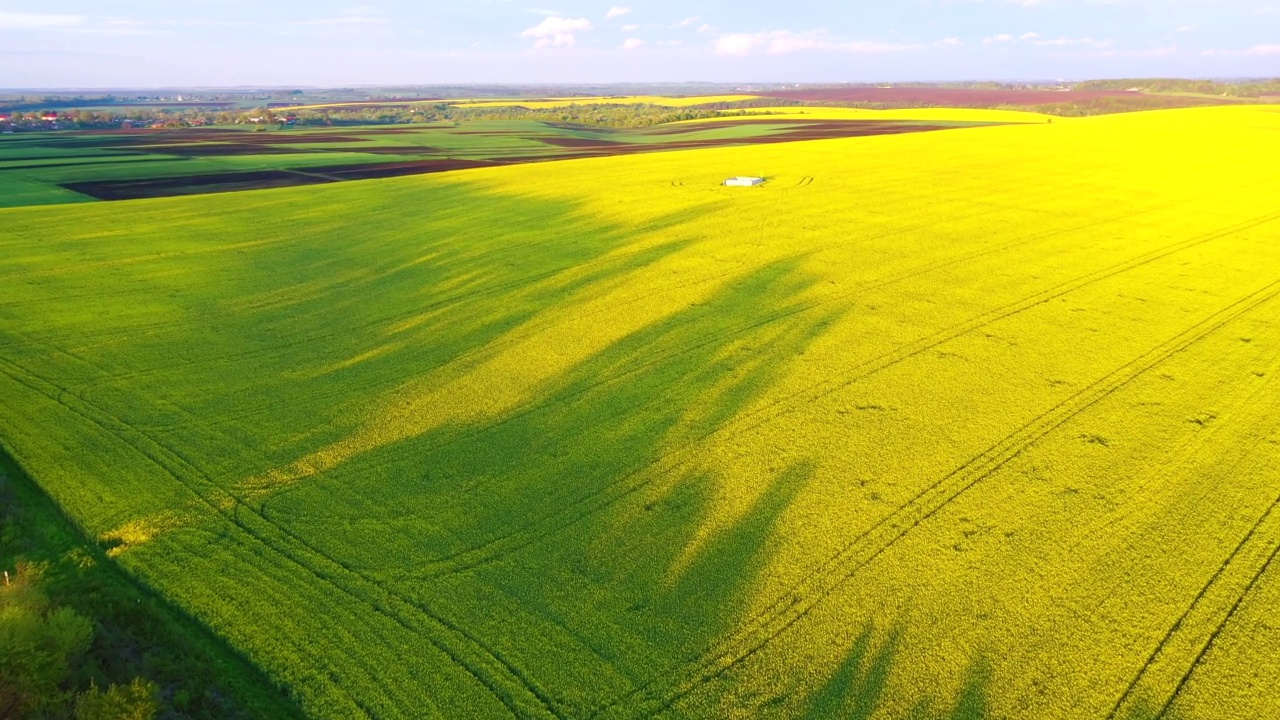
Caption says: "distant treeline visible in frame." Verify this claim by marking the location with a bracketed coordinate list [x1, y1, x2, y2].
[0, 101, 791, 131]
[1073, 78, 1280, 97]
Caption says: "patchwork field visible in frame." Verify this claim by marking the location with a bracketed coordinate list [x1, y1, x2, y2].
[2, 104, 1279, 719]
[0, 116, 1002, 207]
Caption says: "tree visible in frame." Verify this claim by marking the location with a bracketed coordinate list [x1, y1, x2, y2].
[75, 678, 160, 720]
[0, 564, 94, 718]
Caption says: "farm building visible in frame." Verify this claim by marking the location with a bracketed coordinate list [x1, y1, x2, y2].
[724, 176, 764, 187]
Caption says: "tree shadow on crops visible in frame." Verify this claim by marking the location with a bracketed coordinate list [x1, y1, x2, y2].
[246, 248, 847, 713]
[7, 181, 741, 716]
[60, 180, 716, 488]
[801, 627, 995, 720]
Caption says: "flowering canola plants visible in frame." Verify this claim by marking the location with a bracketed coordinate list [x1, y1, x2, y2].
[1, 105, 1280, 719]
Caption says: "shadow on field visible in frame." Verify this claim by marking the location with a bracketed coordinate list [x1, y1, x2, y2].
[4, 180, 745, 715]
[8, 171, 1023, 717]
[78, 180, 718, 488]
[245, 241, 851, 712]
[804, 626, 995, 720]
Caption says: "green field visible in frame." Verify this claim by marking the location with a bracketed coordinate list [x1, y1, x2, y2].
[3, 104, 1280, 718]
[0, 117, 1000, 208]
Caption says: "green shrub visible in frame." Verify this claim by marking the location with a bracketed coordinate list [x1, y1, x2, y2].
[75, 678, 161, 720]
[0, 565, 94, 718]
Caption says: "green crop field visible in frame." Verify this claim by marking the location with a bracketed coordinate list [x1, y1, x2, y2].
[0, 115, 1003, 207]
[2, 104, 1280, 719]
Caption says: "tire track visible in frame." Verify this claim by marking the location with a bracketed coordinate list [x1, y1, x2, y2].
[1154, 542, 1280, 719]
[2, 175, 1273, 716]
[593, 275, 1280, 719]
[1107, 491, 1280, 719]
[3, 326, 633, 715]
[1106, 366, 1280, 719]
[410, 209, 1280, 579]
[19, 165, 1243, 378]
[8, 183, 1271, 719]
[0, 360, 419, 717]
[0, 357, 562, 720]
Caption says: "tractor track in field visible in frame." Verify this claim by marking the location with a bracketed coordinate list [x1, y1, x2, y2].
[0, 355, 566, 720]
[1155, 543, 1280, 718]
[2, 184, 1273, 720]
[1109, 497, 1280, 719]
[0, 175, 1181, 715]
[1107, 366, 1280, 720]
[592, 272, 1280, 720]
[3, 171, 1275, 717]
[0, 359, 425, 715]
[400, 207, 1280, 580]
[8, 328, 594, 718]
[136, 167, 1063, 454]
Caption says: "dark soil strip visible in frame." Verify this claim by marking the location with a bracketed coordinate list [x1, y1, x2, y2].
[57, 121, 978, 201]
[308, 158, 501, 180]
[0, 153, 141, 162]
[0, 157, 187, 171]
[61, 159, 503, 200]
[138, 144, 315, 157]
[32, 128, 429, 150]
[134, 142, 438, 157]
[62, 170, 338, 201]
[536, 137, 628, 148]
[315, 146, 442, 156]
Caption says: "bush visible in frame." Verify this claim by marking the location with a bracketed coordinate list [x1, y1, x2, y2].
[75, 678, 161, 720]
[0, 565, 94, 718]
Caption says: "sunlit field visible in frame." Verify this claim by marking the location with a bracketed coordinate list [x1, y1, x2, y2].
[2, 104, 1279, 719]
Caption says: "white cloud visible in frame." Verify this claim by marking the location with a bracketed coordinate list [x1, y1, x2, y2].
[521, 16, 592, 47]
[622, 24, 639, 31]
[622, 37, 644, 50]
[983, 33, 1014, 45]
[937, 37, 963, 46]
[715, 34, 758, 55]
[1074, 46, 1177, 58]
[1032, 36, 1112, 48]
[768, 36, 818, 54]
[1020, 32, 1040, 40]
[715, 31, 922, 56]
[672, 16, 700, 28]
[0, 12, 85, 29]
[606, 7, 631, 20]
[1206, 44, 1280, 56]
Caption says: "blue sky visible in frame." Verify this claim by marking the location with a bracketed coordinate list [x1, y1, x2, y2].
[1, 1, 1276, 88]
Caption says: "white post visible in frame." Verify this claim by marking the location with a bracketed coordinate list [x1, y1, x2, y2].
[3, 571, 8, 587]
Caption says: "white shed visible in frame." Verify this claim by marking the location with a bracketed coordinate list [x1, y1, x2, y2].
[724, 176, 764, 187]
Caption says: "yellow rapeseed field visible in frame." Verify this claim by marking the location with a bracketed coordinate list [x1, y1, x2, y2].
[1, 105, 1278, 719]
[673, 105, 1057, 124]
